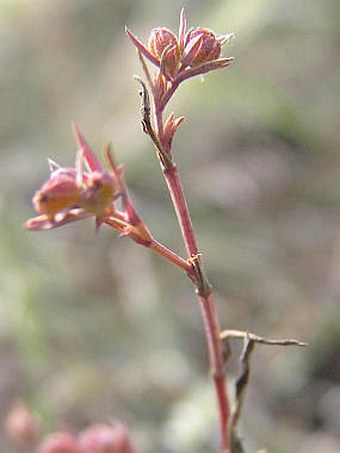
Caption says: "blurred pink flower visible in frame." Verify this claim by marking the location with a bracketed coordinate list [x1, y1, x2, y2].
[38, 432, 79, 453]
[79, 424, 139, 453]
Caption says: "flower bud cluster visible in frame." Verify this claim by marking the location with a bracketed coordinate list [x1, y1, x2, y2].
[126, 9, 234, 82]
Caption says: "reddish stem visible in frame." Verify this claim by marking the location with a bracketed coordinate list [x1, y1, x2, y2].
[163, 166, 198, 257]
[149, 238, 195, 278]
[163, 165, 231, 451]
[154, 93, 231, 452]
[159, 80, 179, 112]
[197, 291, 230, 452]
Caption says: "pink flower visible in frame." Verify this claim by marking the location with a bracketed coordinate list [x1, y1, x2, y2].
[26, 124, 152, 246]
[26, 124, 116, 232]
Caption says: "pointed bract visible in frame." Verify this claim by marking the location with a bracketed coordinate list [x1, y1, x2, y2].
[72, 122, 102, 172]
[218, 32, 235, 46]
[48, 158, 60, 173]
[125, 26, 160, 66]
[178, 8, 187, 50]
[181, 33, 204, 68]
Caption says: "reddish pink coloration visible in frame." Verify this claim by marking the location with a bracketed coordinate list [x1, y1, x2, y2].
[38, 432, 79, 453]
[185, 28, 221, 65]
[178, 8, 186, 49]
[160, 43, 180, 80]
[149, 27, 178, 60]
[5, 402, 39, 446]
[26, 125, 119, 232]
[24, 10, 236, 453]
[127, 9, 235, 452]
[79, 424, 138, 453]
[125, 26, 160, 66]
[72, 122, 103, 172]
[126, 9, 234, 85]
[148, 28, 180, 80]
[33, 168, 82, 217]
[163, 112, 185, 152]
[181, 33, 204, 67]
[25, 126, 192, 273]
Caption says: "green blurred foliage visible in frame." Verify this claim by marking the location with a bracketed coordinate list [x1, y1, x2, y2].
[0, 0, 339, 452]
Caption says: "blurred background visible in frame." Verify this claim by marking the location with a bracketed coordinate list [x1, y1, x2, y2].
[0, 0, 339, 452]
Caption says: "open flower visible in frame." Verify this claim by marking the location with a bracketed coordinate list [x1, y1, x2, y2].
[26, 124, 152, 246]
[126, 9, 234, 82]
[26, 124, 116, 232]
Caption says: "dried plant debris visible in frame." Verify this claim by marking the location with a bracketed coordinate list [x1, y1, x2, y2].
[220, 330, 307, 453]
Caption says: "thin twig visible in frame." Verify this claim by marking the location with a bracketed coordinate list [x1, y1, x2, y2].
[221, 329, 307, 452]
[230, 336, 254, 453]
[220, 329, 307, 347]
[149, 238, 195, 278]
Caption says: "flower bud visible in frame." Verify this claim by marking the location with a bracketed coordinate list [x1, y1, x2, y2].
[38, 432, 79, 453]
[160, 44, 180, 80]
[185, 28, 221, 66]
[148, 27, 178, 60]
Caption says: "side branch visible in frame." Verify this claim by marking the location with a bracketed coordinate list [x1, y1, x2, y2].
[149, 238, 195, 279]
[221, 329, 307, 452]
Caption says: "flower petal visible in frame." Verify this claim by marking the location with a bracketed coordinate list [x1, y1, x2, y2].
[25, 210, 91, 231]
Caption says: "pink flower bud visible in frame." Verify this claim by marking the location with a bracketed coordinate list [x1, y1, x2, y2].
[185, 28, 221, 66]
[38, 432, 79, 453]
[148, 27, 178, 60]
[160, 44, 180, 80]
[149, 28, 180, 80]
